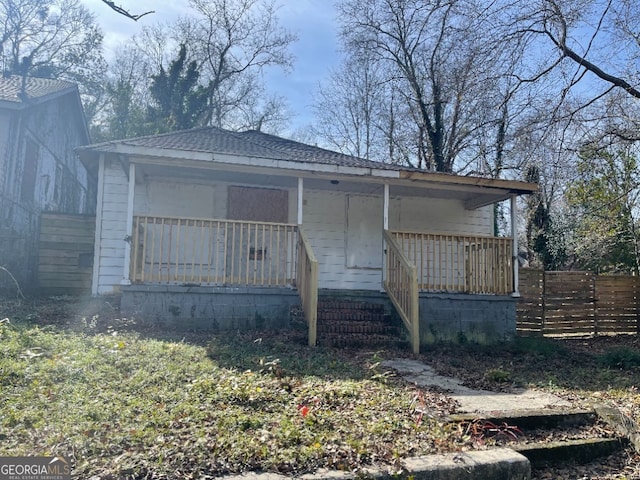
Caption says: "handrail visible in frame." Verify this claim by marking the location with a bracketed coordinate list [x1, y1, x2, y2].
[383, 230, 420, 354]
[390, 230, 513, 295]
[296, 226, 318, 346]
[130, 215, 297, 286]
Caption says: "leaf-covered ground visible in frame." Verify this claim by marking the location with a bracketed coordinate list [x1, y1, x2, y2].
[0, 297, 463, 479]
[1, 296, 639, 479]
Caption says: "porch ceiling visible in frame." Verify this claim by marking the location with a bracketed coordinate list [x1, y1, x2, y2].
[135, 162, 517, 208]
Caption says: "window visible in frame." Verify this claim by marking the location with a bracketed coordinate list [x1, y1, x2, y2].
[20, 139, 38, 203]
[227, 186, 288, 223]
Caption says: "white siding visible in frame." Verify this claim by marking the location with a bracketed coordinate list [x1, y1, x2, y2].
[302, 190, 494, 291]
[133, 177, 297, 224]
[394, 197, 493, 235]
[96, 168, 495, 293]
[96, 160, 127, 294]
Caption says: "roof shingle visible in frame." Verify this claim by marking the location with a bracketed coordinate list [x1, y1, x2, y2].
[112, 126, 405, 170]
[0, 75, 76, 103]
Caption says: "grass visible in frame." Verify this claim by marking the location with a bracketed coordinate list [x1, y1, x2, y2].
[0, 299, 463, 478]
[2, 298, 640, 478]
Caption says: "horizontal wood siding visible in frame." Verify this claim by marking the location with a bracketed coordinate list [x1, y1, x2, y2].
[133, 177, 297, 224]
[517, 270, 639, 337]
[38, 213, 95, 295]
[96, 160, 127, 293]
[302, 192, 496, 291]
[392, 231, 513, 294]
[394, 197, 493, 235]
[131, 216, 296, 286]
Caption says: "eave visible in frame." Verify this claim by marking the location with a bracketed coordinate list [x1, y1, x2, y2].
[77, 143, 538, 209]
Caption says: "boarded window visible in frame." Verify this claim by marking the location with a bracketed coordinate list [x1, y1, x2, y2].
[20, 139, 38, 203]
[228, 186, 288, 223]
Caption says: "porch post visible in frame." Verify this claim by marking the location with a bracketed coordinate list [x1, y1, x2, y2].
[121, 162, 135, 285]
[91, 154, 105, 296]
[297, 177, 303, 224]
[382, 183, 389, 289]
[383, 183, 389, 230]
[510, 195, 520, 297]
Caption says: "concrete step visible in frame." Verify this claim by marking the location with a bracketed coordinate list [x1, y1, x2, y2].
[448, 409, 597, 430]
[513, 437, 626, 468]
[450, 408, 629, 472]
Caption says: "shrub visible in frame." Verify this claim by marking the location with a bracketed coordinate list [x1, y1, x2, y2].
[598, 347, 640, 370]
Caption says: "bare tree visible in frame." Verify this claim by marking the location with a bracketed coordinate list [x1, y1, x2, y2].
[313, 53, 384, 160]
[0, 0, 103, 79]
[178, 0, 297, 130]
[337, 0, 520, 173]
[508, 0, 640, 125]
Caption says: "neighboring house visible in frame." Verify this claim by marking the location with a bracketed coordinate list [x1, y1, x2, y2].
[78, 127, 536, 351]
[0, 76, 94, 292]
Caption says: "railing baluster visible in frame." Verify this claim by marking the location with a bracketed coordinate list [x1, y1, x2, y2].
[389, 229, 513, 295]
[149, 217, 155, 283]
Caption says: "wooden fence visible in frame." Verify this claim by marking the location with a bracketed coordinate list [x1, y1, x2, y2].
[517, 269, 639, 337]
[38, 213, 95, 295]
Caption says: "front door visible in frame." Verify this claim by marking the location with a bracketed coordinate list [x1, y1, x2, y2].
[346, 194, 383, 269]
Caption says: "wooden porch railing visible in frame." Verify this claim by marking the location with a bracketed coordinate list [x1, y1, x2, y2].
[131, 215, 297, 286]
[391, 231, 513, 295]
[296, 227, 318, 347]
[383, 230, 420, 354]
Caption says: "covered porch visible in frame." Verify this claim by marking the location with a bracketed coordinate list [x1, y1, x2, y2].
[124, 212, 517, 354]
[81, 129, 535, 353]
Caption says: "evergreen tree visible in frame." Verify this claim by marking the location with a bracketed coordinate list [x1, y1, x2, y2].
[147, 44, 207, 133]
[525, 165, 567, 270]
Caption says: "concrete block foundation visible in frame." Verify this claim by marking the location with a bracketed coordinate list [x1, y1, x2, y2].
[120, 284, 300, 331]
[419, 293, 517, 344]
[119, 285, 517, 344]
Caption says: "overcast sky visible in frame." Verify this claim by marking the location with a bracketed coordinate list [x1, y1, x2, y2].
[83, 0, 341, 133]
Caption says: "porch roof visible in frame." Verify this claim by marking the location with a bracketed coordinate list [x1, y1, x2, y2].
[78, 126, 536, 207]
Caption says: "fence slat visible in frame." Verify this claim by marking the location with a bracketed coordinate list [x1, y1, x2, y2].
[517, 270, 639, 337]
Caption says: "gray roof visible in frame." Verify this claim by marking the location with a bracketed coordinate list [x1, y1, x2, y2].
[89, 126, 407, 171]
[0, 75, 77, 103]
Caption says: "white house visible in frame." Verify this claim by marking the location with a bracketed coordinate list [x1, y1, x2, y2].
[78, 127, 536, 351]
[0, 76, 93, 292]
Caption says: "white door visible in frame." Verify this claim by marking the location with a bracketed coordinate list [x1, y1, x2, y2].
[346, 194, 383, 269]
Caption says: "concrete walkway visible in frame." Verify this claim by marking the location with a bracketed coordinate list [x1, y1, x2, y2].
[381, 358, 571, 414]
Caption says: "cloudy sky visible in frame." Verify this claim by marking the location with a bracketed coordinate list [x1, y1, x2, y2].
[83, 0, 342, 132]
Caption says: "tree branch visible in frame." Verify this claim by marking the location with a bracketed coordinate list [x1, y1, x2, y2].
[543, 0, 640, 100]
[100, 1, 154, 21]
